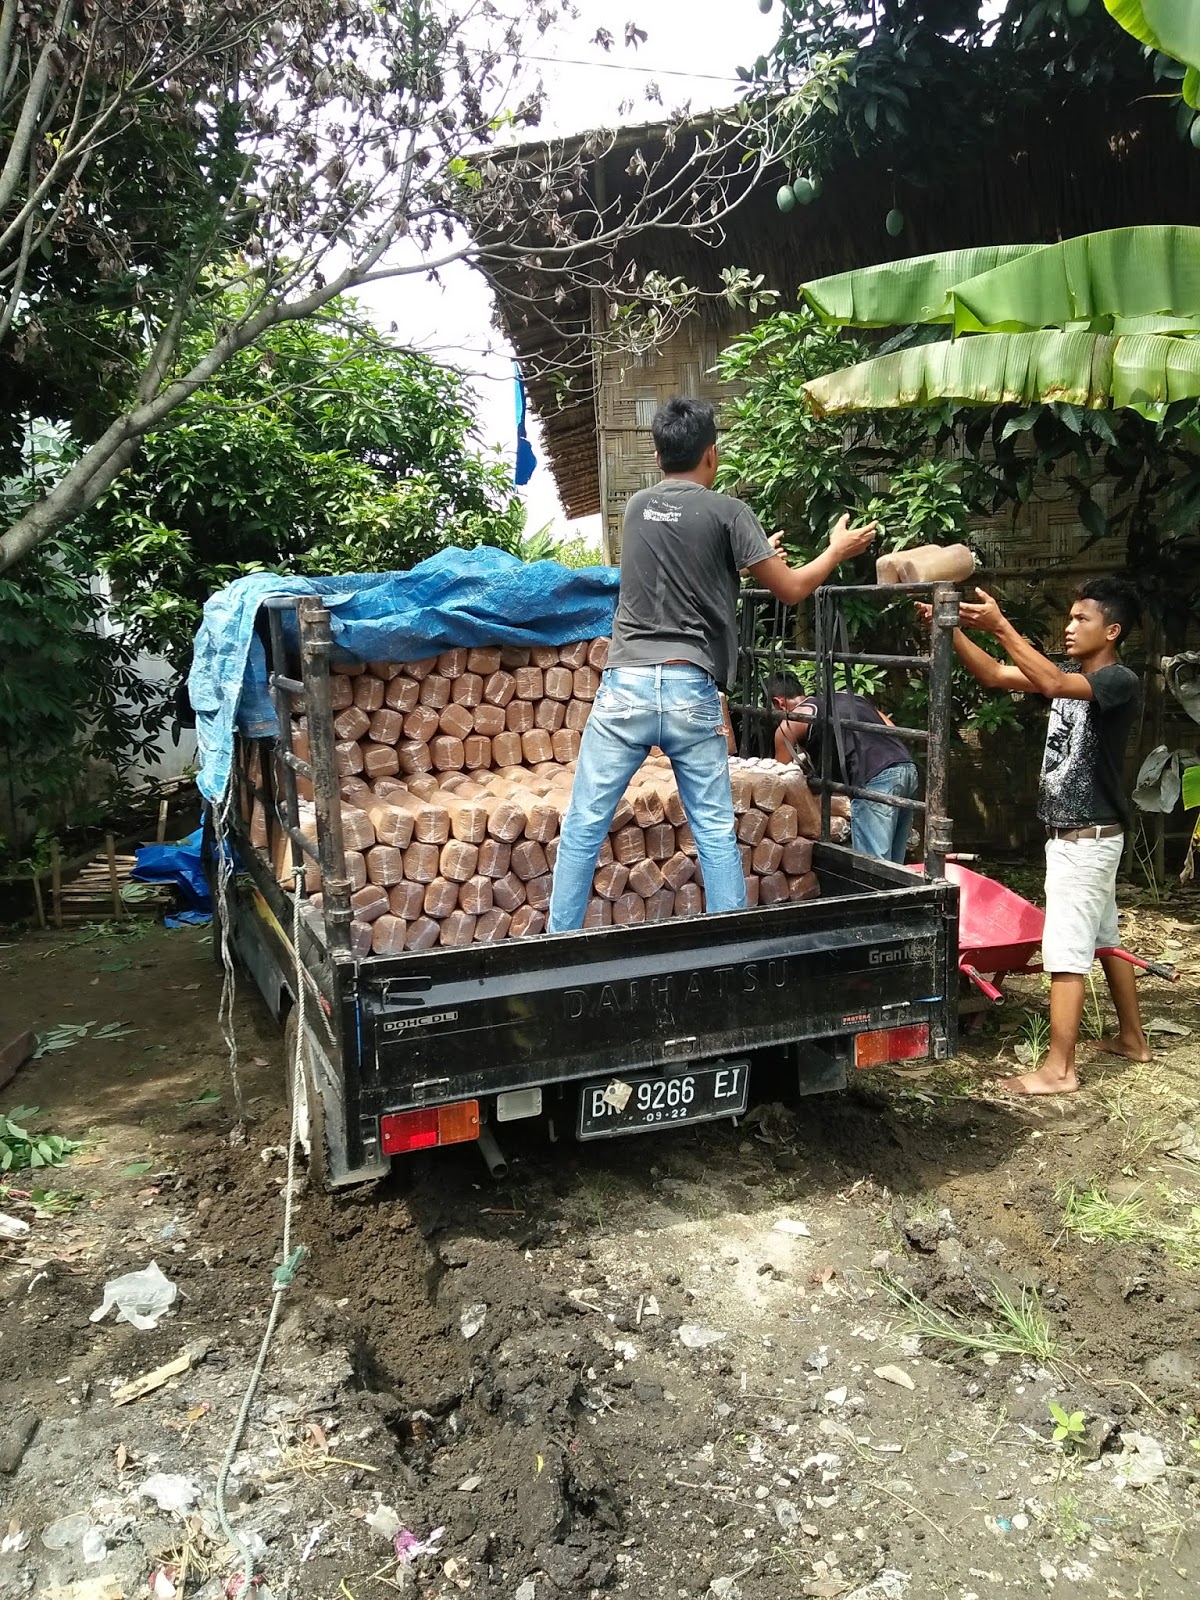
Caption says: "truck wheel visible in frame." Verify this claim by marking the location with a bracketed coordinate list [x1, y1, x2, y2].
[282, 1006, 329, 1192]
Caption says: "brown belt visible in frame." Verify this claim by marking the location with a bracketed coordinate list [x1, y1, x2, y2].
[1047, 823, 1123, 841]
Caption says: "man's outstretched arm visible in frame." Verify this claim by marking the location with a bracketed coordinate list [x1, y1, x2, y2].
[959, 589, 1093, 701]
[748, 515, 877, 607]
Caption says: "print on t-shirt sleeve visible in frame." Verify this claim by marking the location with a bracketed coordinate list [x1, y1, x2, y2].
[1086, 663, 1138, 714]
[729, 503, 775, 571]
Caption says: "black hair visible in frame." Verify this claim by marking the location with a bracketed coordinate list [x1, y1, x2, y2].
[1074, 577, 1141, 646]
[768, 671, 803, 701]
[651, 396, 718, 473]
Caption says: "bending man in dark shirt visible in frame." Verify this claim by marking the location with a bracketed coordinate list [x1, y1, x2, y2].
[769, 673, 918, 862]
[547, 396, 876, 932]
[938, 577, 1148, 1095]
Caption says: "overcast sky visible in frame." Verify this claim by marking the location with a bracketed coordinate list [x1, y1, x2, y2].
[359, 1, 781, 549]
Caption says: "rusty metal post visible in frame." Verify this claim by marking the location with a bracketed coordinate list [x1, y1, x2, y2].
[296, 598, 352, 955]
[924, 583, 959, 879]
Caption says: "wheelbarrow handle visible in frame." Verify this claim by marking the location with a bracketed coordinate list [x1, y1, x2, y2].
[1096, 946, 1179, 982]
[960, 961, 1005, 1004]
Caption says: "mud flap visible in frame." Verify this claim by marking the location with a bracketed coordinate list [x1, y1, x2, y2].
[792, 1038, 849, 1097]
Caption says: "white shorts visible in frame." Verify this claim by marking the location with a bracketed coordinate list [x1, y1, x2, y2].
[1042, 834, 1123, 975]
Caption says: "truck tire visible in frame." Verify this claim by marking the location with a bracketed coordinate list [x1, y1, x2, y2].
[282, 1005, 329, 1192]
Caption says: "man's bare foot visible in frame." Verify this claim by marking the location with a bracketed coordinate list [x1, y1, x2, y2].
[1083, 1035, 1152, 1064]
[997, 1063, 1080, 1095]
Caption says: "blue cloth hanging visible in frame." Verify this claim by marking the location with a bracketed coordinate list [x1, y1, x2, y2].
[514, 364, 537, 487]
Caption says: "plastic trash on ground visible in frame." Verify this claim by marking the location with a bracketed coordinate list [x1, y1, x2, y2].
[138, 1473, 200, 1513]
[90, 1261, 178, 1330]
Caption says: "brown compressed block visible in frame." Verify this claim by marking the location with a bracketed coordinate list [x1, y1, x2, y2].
[389, 880, 425, 921]
[767, 804, 798, 844]
[458, 875, 494, 915]
[759, 870, 790, 905]
[676, 821, 697, 857]
[328, 673, 354, 711]
[628, 857, 666, 897]
[587, 636, 610, 670]
[440, 839, 480, 883]
[452, 671, 483, 709]
[341, 776, 373, 806]
[437, 772, 474, 795]
[473, 702, 507, 737]
[645, 888, 675, 922]
[362, 742, 400, 779]
[349, 919, 373, 959]
[440, 910, 477, 946]
[744, 876, 760, 907]
[423, 877, 459, 918]
[418, 673, 451, 710]
[544, 665, 573, 702]
[466, 646, 501, 676]
[340, 805, 376, 852]
[612, 825, 646, 865]
[478, 838, 511, 879]
[474, 907, 512, 943]
[492, 731, 524, 768]
[876, 540, 975, 586]
[781, 837, 815, 876]
[565, 699, 592, 732]
[463, 735, 492, 771]
[552, 729, 582, 764]
[663, 787, 687, 827]
[593, 862, 630, 902]
[785, 781, 823, 839]
[645, 823, 676, 862]
[438, 703, 475, 742]
[751, 771, 786, 813]
[729, 770, 755, 815]
[522, 729, 555, 765]
[492, 871, 527, 912]
[406, 773, 440, 800]
[345, 851, 367, 891]
[737, 809, 768, 847]
[514, 665, 544, 700]
[674, 882, 704, 917]
[371, 914, 408, 955]
[505, 700, 536, 734]
[510, 839, 549, 881]
[530, 645, 559, 668]
[385, 675, 420, 714]
[396, 740, 433, 775]
[403, 705, 441, 745]
[335, 739, 364, 777]
[609, 794, 635, 832]
[790, 871, 821, 901]
[831, 793, 851, 819]
[430, 735, 465, 773]
[631, 785, 665, 827]
[353, 675, 385, 713]
[660, 850, 695, 891]
[572, 666, 600, 702]
[403, 655, 438, 681]
[557, 639, 589, 669]
[500, 644, 531, 669]
[509, 905, 545, 938]
[752, 838, 784, 875]
[405, 915, 441, 951]
[366, 845, 405, 887]
[544, 837, 558, 871]
[402, 841, 440, 884]
[381, 795, 447, 845]
[368, 660, 402, 681]
[613, 892, 646, 926]
[534, 698, 567, 733]
[524, 799, 560, 843]
[368, 707, 405, 746]
[444, 798, 488, 845]
[250, 798, 269, 849]
[583, 897, 612, 929]
[340, 661, 365, 675]
[737, 844, 752, 879]
[438, 647, 468, 679]
[333, 705, 371, 742]
[485, 796, 526, 842]
[525, 873, 553, 911]
[483, 670, 517, 708]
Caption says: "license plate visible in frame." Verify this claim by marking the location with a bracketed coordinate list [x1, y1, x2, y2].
[577, 1061, 750, 1140]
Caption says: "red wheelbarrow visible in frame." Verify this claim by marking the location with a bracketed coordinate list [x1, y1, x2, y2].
[943, 860, 1179, 1005]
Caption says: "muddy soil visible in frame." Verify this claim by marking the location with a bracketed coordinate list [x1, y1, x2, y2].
[1, 883, 1198, 1600]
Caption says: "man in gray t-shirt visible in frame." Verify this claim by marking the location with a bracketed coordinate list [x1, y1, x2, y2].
[547, 395, 876, 933]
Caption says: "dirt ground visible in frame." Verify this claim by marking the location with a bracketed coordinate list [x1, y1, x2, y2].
[1, 874, 1198, 1600]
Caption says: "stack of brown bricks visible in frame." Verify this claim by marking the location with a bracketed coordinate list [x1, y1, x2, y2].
[246, 638, 829, 954]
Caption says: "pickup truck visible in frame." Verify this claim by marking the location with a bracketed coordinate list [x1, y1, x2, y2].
[206, 576, 962, 1187]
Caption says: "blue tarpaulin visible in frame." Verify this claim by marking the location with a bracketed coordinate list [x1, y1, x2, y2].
[189, 547, 619, 803]
[132, 828, 212, 910]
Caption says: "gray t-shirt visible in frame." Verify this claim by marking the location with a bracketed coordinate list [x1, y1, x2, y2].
[607, 480, 774, 687]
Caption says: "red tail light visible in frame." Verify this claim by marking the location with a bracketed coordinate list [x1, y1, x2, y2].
[380, 1100, 479, 1154]
[854, 1023, 930, 1070]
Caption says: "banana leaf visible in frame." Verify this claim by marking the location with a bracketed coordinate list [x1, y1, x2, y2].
[800, 245, 1040, 328]
[803, 330, 1200, 416]
[1103, 2, 1200, 83]
[950, 227, 1200, 335]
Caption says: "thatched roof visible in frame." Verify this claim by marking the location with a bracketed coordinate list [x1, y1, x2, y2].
[468, 94, 1200, 520]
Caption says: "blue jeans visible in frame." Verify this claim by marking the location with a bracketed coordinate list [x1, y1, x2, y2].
[547, 664, 746, 932]
[851, 762, 919, 863]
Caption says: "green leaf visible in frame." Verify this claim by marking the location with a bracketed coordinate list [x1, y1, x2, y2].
[1103, 1, 1200, 71]
[801, 245, 1042, 328]
[121, 1161, 153, 1177]
[1183, 765, 1200, 810]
